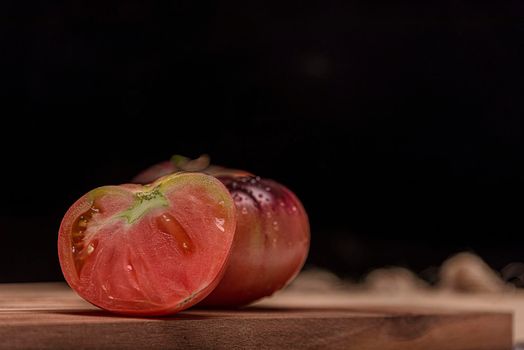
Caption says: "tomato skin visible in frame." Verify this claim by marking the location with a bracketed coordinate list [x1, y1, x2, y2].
[132, 157, 251, 185]
[131, 161, 175, 185]
[133, 157, 310, 306]
[201, 175, 310, 306]
[58, 172, 236, 316]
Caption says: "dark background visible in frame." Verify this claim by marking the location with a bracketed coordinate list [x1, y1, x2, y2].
[1, 1, 523, 282]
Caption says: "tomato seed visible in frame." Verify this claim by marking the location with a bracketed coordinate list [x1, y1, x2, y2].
[71, 202, 102, 274]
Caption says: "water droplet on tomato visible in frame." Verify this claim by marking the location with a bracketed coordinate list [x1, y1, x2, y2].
[215, 217, 225, 232]
[292, 206, 297, 212]
[87, 243, 95, 255]
[218, 200, 225, 206]
[126, 264, 133, 272]
[241, 207, 248, 215]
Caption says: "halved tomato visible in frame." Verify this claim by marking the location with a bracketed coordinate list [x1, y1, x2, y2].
[58, 172, 236, 316]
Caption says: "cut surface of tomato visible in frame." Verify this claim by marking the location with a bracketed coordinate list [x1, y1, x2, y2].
[58, 172, 236, 315]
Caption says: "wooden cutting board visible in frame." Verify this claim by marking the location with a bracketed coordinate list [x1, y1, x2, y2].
[0, 283, 512, 350]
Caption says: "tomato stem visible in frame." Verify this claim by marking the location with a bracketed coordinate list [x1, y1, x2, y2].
[170, 154, 210, 172]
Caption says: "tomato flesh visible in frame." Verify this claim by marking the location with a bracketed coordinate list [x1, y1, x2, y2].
[58, 173, 236, 316]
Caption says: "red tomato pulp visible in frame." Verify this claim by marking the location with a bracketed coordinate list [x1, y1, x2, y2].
[58, 172, 236, 315]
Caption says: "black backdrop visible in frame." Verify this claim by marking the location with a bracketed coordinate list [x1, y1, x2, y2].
[1, 1, 523, 282]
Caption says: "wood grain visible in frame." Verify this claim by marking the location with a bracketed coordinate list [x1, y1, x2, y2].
[0, 283, 512, 350]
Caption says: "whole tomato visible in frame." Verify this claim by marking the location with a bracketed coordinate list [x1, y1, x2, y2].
[133, 155, 310, 306]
